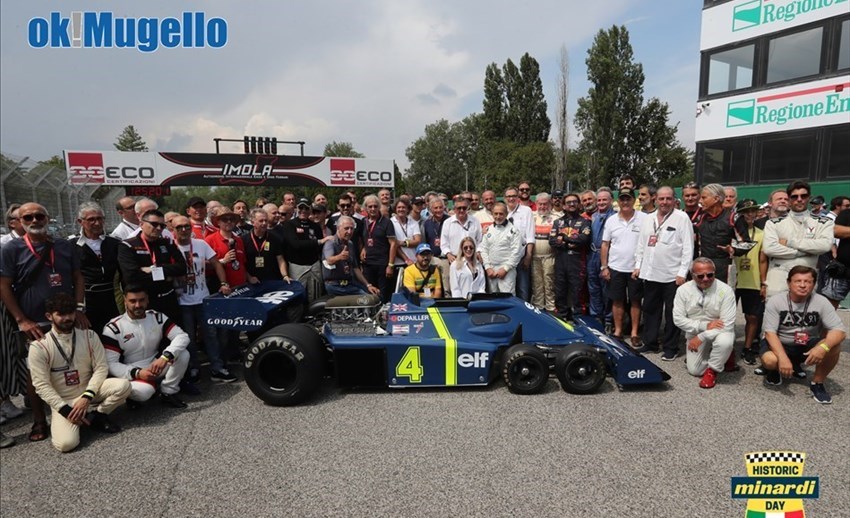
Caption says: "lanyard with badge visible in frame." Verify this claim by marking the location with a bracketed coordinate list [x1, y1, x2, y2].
[24, 234, 61, 287]
[367, 217, 380, 248]
[250, 233, 268, 268]
[648, 212, 672, 247]
[788, 293, 812, 346]
[140, 235, 165, 281]
[49, 331, 80, 386]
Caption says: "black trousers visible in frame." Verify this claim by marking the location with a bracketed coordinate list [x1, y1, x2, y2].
[362, 262, 391, 302]
[641, 280, 680, 355]
[554, 253, 586, 318]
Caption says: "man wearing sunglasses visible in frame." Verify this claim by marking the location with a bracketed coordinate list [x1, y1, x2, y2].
[328, 194, 365, 254]
[75, 202, 121, 334]
[109, 196, 141, 241]
[762, 180, 834, 298]
[117, 210, 187, 321]
[281, 199, 330, 303]
[672, 257, 737, 389]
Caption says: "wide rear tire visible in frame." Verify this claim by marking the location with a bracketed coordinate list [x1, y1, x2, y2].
[502, 344, 549, 395]
[243, 324, 324, 406]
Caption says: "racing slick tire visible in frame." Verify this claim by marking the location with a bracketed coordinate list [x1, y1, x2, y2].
[244, 323, 324, 406]
[554, 344, 606, 395]
[502, 344, 549, 395]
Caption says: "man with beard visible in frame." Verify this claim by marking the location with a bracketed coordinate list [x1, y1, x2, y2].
[186, 197, 216, 239]
[580, 190, 597, 219]
[29, 293, 130, 452]
[762, 181, 833, 298]
[638, 184, 657, 214]
[102, 287, 191, 409]
[75, 202, 121, 334]
[232, 199, 252, 236]
[474, 190, 496, 235]
[402, 244, 443, 298]
[755, 190, 790, 230]
[550, 193, 592, 319]
[517, 181, 536, 211]
[1, 202, 89, 442]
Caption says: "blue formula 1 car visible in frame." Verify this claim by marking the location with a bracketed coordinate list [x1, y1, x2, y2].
[241, 290, 670, 406]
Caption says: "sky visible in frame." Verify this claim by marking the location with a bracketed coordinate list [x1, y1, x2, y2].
[0, 0, 701, 170]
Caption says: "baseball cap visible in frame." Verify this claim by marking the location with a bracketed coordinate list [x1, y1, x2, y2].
[736, 199, 759, 212]
[311, 203, 327, 212]
[618, 188, 635, 199]
[415, 243, 432, 255]
[552, 190, 564, 198]
[810, 195, 825, 205]
[412, 196, 425, 204]
[296, 198, 311, 209]
[186, 196, 206, 209]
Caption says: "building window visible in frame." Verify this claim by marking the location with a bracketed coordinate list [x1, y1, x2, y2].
[701, 139, 749, 184]
[838, 20, 850, 71]
[767, 27, 823, 84]
[758, 132, 816, 181]
[825, 125, 850, 178]
[707, 45, 755, 95]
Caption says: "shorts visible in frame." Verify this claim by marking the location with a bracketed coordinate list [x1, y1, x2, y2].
[819, 273, 850, 302]
[736, 288, 763, 316]
[608, 269, 642, 304]
[759, 337, 819, 363]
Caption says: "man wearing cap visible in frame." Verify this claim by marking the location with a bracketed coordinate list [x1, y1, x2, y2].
[600, 188, 646, 344]
[282, 198, 331, 302]
[550, 193, 592, 319]
[762, 181, 833, 298]
[551, 190, 564, 218]
[322, 216, 380, 296]
[809, 196, 826, 217]
[402, 244, 443, 298]
[185, 197, 215, 239]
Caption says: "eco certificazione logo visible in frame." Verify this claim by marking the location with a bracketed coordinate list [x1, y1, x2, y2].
[732, 0, 847, 32]
[28, 11, 227, 52]
[725, 82, 850, 128]
[730, 451, 820, 517]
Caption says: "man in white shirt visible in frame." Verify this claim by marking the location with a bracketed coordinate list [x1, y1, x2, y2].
[634, 186, 693, 359]
[480, 203, 524, 294]
[474, 190, 496, 235]
[505, 187, 535, 301]
[672, 258, 737, 389]
[600, 188, 646, 346]
[441, 197, 482, 296]
[109, 196, 140, 240]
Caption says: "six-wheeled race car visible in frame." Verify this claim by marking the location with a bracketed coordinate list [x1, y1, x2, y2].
[205, 284, 670, 406]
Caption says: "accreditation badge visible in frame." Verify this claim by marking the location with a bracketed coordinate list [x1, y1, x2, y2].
[64, 370, 80, 386]
[255, 256, 265, 268]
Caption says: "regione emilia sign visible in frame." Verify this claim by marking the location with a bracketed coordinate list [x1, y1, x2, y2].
[700, 0, 847, 50]
[695, 77, 850, 142]
[63, 151, 395, 188]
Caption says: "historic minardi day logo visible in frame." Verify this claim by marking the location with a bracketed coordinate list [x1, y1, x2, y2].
[732, 0, 847, 32]
[731, 451, 819, 517]
[726, 83, 850, 128]
[28, 11, 227, 52]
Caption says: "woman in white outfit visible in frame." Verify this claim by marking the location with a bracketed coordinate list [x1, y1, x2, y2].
[450, 237, 486, 298]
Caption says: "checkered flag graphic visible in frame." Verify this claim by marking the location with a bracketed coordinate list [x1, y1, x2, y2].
[745, 451, 805, 464]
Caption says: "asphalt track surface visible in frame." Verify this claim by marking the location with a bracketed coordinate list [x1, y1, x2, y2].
[2, 314, 848, 518]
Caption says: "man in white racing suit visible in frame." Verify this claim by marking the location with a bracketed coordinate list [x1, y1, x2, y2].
[479, 202, 525, 294]
[102, 286, 191, 409]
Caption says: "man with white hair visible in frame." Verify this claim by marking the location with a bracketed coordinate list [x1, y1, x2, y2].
[75, 202, 122, 333]
[723, 186, 738, 211]
[531, 193, 558, 312]
[694, 184, 737, 284]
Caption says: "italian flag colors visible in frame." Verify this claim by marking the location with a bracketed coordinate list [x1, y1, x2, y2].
[746, 510, 804, 518]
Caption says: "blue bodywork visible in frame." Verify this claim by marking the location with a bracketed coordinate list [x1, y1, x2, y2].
[204, 280, 305, 331]
[325, 291, 669, 389]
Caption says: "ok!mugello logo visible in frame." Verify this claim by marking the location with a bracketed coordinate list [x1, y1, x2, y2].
[731, 451, 820, 517]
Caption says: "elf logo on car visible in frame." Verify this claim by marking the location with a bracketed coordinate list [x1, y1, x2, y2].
[256, 290, 295, 304]
[627, 369, 646, 379]
[458, 352, 489, 368]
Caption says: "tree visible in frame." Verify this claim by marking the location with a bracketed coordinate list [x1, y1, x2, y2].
[482, 53, 551, 144]
[323, 141, 364, 158]
[554, 45, 570, 191]
[575, 26, 689, 188]
[114, 125, 149, 152]
[404, 119, 467, 195]
[482, 63, 505, 140]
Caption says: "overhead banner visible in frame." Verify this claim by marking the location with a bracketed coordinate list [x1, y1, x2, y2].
[63, 151, 395, 188]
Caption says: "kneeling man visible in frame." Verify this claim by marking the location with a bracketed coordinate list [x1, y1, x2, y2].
[672, 257, 737, 388]
[29, 293, 131, 452]
[102, 286, 191, 409]
[761, 266, 845, 403]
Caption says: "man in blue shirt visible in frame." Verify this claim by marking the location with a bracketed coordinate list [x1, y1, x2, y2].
[588, 188, 615, 327]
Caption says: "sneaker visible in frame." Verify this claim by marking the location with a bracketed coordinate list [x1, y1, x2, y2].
[792, 363, 807, 379]
[635, 345, 659, 354]
[210, 369, 237, 383]
[699, 368, 717, 389]
[764, 370, 782, 386]
[742, 348, 758, 366]
[810, 383, 832, 404]
[159, 393, 188, 409]
[89, 412, 122, 433]
[661, 352, 679, 362]
[0, 400, 24, 420]
[754, 366, 766, 376]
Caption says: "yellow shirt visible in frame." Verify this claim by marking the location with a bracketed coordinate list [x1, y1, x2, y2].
[734, 226, 763, 290]
[403, 263, 442, 297]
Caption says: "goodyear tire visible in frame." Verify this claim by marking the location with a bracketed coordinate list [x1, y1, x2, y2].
[554, 345, 606, 394]
[243, 323, 323, 406]
[502, 344, 549, 395]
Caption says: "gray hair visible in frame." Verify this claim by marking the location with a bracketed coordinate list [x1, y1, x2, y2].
[336, 215, 355, 229]
[134, 197, 157, 213]
[535, 192, 550, 203]
[580, 190, 596, 199]
[724, 186, 738, 196]
[77, 201, 104, 219]
[363, 194, 380, 207]
[657, 186, 675, 198]
[5, 203, 21, 223]
[691, 257, 716, 272]
[702, 184, 725, 202]
[596, 187, 613, 197]
[249, 208, 268, 221]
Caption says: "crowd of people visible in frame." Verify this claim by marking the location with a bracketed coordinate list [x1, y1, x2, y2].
[0, 177, 848, 451]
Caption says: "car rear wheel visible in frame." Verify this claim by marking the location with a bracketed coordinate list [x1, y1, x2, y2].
[555, 345, 606, 394]
[502, 344, 549, 395]
[243, 323, 324, 406]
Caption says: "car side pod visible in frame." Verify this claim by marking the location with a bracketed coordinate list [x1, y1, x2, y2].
[572, 315, 671, 387]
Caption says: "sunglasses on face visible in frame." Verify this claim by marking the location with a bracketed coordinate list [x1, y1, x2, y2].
[505, 194, 517, 198]
[519, 188, 530, 192]
[790, 194, 810, 200]
[462, 245, 475, 251]
[339, 204, 351, 209]
[366, 205, 379, 209]
[565, 200, 579, 205]
[695, 272, 715, 280]
[143, 220, 166, 229]
[22, 213, 47, 222]
[455, 206, 468, 211]
[175, 225, 191, 231]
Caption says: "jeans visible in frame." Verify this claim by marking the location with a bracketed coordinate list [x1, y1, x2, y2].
[180, 303, 224, 373]
[587, 251, 610, 323]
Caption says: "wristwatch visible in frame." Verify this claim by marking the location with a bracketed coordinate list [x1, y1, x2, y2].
[600, 266, 609, 271]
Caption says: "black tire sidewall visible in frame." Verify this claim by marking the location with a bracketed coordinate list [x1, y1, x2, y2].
[555, 345, 606, 395]
[501, 344, 549, 395]
[244, 324, 323, 406]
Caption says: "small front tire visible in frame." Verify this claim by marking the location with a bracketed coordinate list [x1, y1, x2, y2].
[554, 345, 606, 394]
